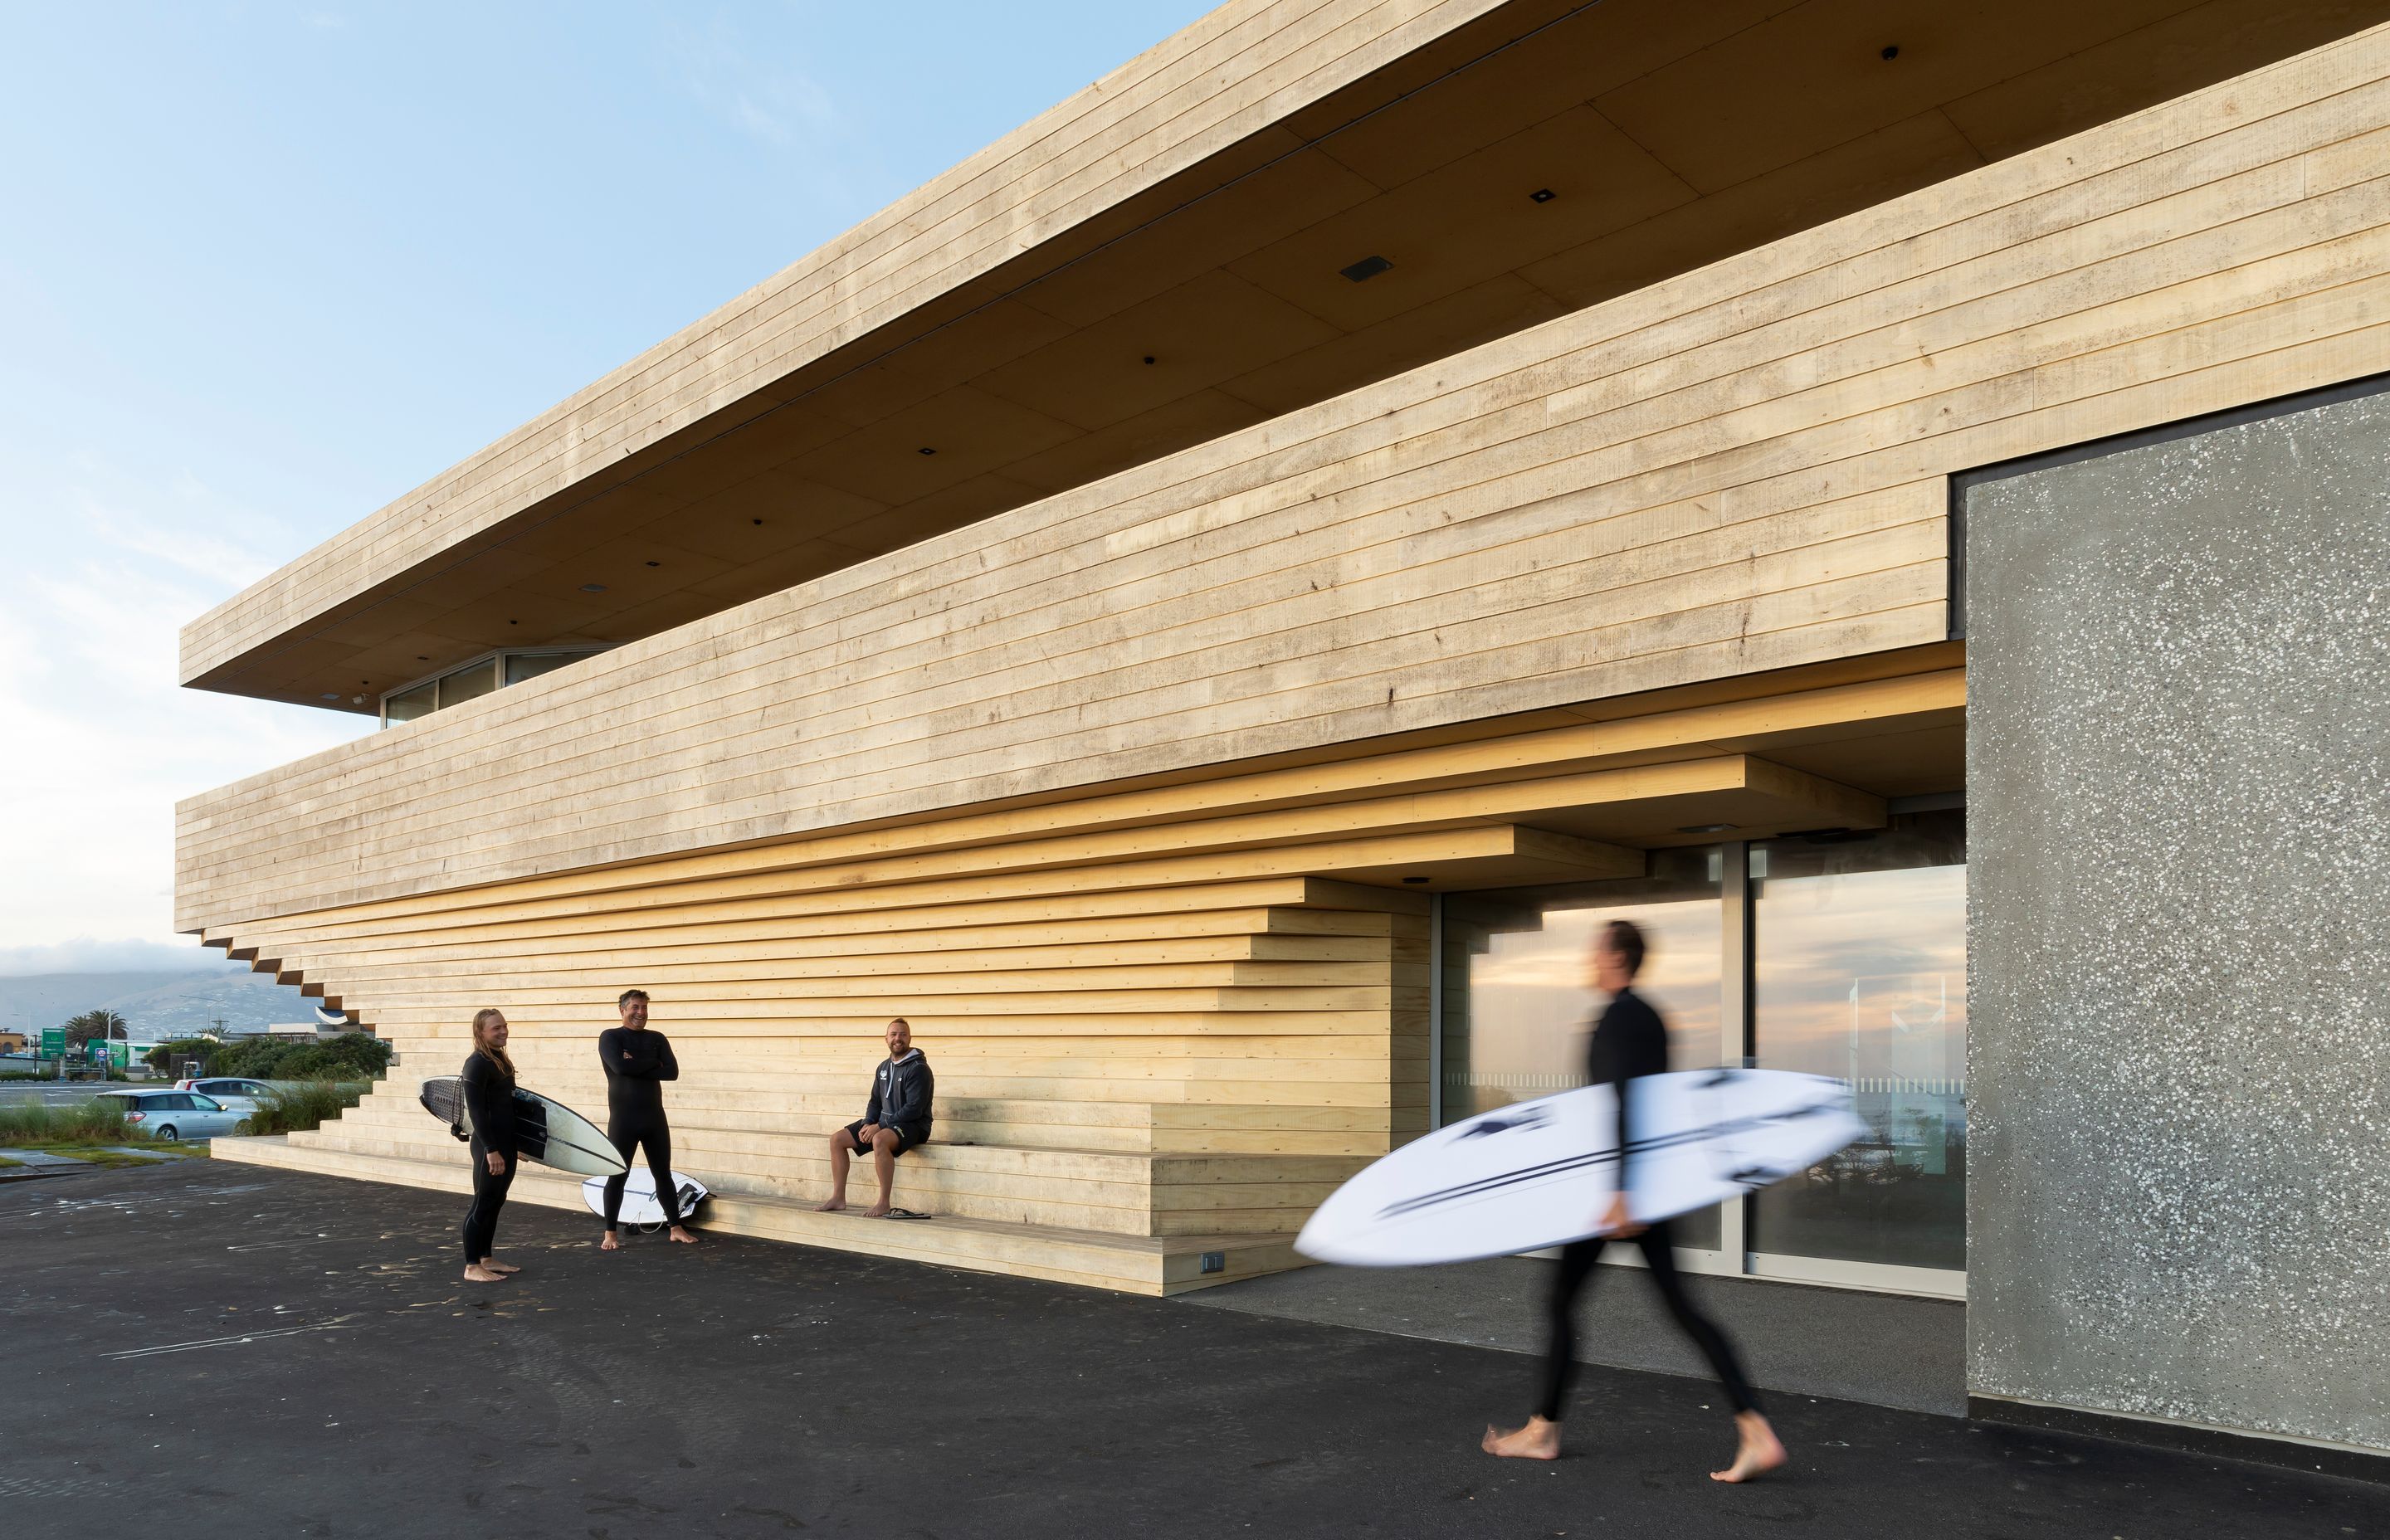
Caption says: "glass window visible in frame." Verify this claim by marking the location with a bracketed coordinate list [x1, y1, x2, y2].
[437, 659, 500, 709]
[1439, 848, 1725, 1250]
[504, 651, 581, 686]
[1749, 810, 1967, 1272]
[383, 681, 436, 724]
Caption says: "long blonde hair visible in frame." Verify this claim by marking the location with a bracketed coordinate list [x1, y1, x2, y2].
[471, 1008, 515, 1081]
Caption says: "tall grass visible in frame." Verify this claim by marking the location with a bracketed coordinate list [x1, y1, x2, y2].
[241, 1080, 367, 1137]
[0, 1099, 132, 1144]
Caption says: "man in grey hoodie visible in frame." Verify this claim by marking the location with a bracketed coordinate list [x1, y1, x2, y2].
[816, 1018, 934, 1217]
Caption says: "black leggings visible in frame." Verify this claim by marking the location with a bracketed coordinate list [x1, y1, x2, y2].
[462, 1140, 514, 1265]
[1538, 1221, 1760, 1421]
[601, 1121, 682, 1231]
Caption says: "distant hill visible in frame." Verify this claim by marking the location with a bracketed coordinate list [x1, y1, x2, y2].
[0, 968, 322, 1040]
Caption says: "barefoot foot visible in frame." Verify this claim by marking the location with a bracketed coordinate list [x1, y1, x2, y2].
[599, 1231, 621, 1251]
[668, 1226, 700, 1245]
[1483, 1417, 1561, 1460]
[813, 1198, 847, 1212]
[463, 1264, 504, 1283]
[862, 1201, 892, 1218]
[483, 1260, 520, 1275]
[1710, 1413, 1787, 1484]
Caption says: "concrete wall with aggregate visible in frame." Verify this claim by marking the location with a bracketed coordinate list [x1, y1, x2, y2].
[1964, 381, 2390, 1452]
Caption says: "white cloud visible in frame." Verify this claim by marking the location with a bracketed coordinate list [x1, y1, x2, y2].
[666, 15, 846, 152]
[80, 496, 280, 591]
[0, 480, 371, 953]
[0, 937, 241, 977]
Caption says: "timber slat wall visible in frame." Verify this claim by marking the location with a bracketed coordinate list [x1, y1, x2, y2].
[204, 672, 1952, 1289]
[180, 0, 1513, 684]
[180, 27, 2390, 932]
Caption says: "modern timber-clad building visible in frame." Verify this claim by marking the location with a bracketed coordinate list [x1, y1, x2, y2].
[187, 2, 2390, 1467]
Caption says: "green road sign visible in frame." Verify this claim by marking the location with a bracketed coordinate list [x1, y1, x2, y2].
[40, 1026, 64, 1058]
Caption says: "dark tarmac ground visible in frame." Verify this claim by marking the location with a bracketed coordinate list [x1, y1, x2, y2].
[3, 1161, 2383, 1539]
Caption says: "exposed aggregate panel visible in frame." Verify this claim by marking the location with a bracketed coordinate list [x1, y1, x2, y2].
[1965, 383, 2390, 1451]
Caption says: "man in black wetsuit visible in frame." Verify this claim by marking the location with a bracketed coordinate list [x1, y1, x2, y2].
[815, 1018, 933, 1217]
[598, 988, 699, 1250]
[1483, 919, 1784, 1484]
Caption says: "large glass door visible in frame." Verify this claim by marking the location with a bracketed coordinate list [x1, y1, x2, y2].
[1432, 807, 1968, 1298]
[1438, 847, 1727, 1258]
[1748, 809, 1967, 1294]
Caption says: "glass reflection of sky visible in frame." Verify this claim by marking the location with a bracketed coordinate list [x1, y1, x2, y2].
[1754, 865, 1967, 1084]
[1468, 899, 1723, 1084]
[1752, 858, 1968, 1270]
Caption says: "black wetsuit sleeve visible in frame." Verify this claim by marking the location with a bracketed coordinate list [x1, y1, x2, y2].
[1589, 992, 1667, 1189]
[460, 1055, 516, 1157]
[601, 1028, 676, 1080]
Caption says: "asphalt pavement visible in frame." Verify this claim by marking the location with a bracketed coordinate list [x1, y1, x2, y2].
[2, 1161, 2381, 1539]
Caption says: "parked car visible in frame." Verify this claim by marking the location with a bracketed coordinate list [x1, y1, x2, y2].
[173, 1077, 281, 1114]
[100, 1089, 246, 1142]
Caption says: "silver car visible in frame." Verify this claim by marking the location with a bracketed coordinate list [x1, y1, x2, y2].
[102, 1089, 246, 1142]
[174, 1077, 280, 1115]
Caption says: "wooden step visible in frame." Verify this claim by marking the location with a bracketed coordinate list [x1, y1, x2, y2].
[210, 1134, 1303, 1295]
[288, 1113, 1359, 1236]
[349, 1083, 1392, 1155]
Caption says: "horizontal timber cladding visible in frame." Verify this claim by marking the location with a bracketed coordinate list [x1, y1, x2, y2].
[206, 664, 1953, 1289]
[181, 0, 1519, 685]
[181, 26, 2390, 932]
[217, 868, 1435, 1266]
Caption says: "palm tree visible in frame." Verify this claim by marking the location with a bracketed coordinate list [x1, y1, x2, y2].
[61, 1009, 129, 1050]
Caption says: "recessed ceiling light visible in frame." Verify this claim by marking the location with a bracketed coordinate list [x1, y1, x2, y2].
[1143, 355, 1156, 365]
[646, 560, 661, 568]
[417, 655, 429, 661]
[752, 519, 764, 526]
[1880, 44, 1900, 60]
[1401, 875, 1432, 885]
[1678, 822, 1734, 834]
[581, 582, 607, 593]
[918, 446, 936, 456]
[1339, 255, 1393, 283]
[1529, 188, 1556, 203]
[320, 692, 339, 700]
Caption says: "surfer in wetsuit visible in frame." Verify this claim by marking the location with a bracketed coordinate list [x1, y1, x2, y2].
[460, 1007, 521, 1284]
[597, 988, 699, 1250]
[1483, 919, 1785, 1484]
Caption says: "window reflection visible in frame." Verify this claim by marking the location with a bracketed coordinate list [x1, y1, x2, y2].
[1749, 810, 1967, 1272]
[1441, 849, 1724, 1250]
[379, 646, 603, 726]
[437, 658, 500, 708]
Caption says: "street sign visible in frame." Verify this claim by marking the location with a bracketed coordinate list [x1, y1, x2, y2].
[40, 1026, 64, 1059]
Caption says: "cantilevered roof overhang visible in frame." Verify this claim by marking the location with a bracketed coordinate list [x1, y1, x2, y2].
[181, 0, 2390, 712]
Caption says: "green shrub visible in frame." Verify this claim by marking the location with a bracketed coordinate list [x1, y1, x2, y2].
[0, 1070, 51, 1081]
[207, 1033, 393, 1082]
[0, 1098, 131, 1144]
[241, 1080, 366, 1137]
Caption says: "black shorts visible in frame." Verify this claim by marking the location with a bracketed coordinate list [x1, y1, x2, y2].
[842, 1120, 926, 1157]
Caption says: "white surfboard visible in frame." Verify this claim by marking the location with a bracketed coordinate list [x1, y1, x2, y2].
[1296, 1069, 1866, 1267]
[580, 1166, 710, 1228]
[417, 1076, 627, 1179]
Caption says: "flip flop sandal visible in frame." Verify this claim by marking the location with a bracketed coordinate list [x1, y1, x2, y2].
[881, 1207, 933, 1221]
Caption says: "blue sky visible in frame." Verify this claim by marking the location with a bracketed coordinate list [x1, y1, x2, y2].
[0, 1, 1212, 973]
